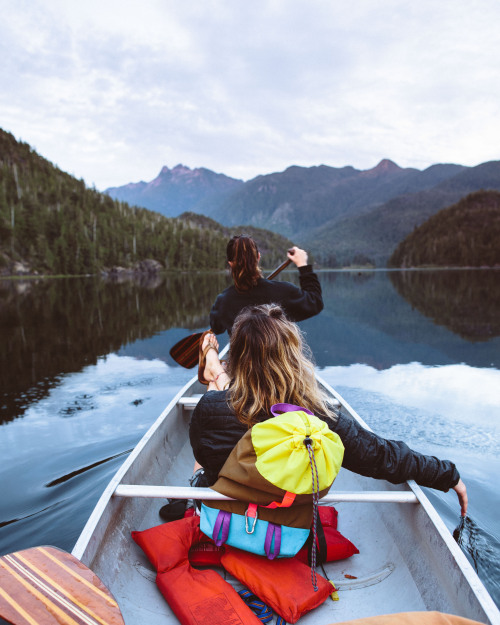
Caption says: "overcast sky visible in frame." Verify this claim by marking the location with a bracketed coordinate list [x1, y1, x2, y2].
[1, 0, 499, 190]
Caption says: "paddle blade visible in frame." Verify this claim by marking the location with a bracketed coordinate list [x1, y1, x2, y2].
[169, 331, 203, 368]
[0, 546, 125, 625]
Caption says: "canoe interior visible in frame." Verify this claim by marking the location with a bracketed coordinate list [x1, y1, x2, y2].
[74, 377, 500, 625]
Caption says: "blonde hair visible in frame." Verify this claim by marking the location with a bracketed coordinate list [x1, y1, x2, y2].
[227, 304, 337, 427]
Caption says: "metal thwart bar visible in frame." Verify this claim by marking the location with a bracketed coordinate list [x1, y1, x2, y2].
[113, 484, 418, 503]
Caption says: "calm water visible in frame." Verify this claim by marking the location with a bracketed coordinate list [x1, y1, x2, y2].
[0, 269, 499, 608]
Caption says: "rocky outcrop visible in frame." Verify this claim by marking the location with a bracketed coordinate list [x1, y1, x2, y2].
[102, 259, 164, 282]
[0, 255, 34, 276]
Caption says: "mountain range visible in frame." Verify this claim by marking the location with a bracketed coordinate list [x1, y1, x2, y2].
[106, 164, 243, 218]
[106, 158, 500, 266]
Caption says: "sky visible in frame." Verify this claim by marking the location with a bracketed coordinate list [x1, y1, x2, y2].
[1, 0, 499, 191]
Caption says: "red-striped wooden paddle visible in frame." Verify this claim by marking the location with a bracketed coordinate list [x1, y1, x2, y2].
[0, 546, 125, 625]
[169, 256, 293, 368]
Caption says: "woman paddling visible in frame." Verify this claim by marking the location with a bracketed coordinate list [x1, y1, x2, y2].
[190, 304, 468, 516]
[209, 234, 324, 336]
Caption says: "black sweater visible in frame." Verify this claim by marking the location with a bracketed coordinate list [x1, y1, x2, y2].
[209, 265, 323, 335]
[189, 390, 460, 492]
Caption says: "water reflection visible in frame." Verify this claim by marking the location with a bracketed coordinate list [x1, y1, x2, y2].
[1, 270, 499, 608]
[2, 269, 500, 425]
[390, 269, 500, 341]
[0, 273, 229, 424]
[301, 270, 500, 369]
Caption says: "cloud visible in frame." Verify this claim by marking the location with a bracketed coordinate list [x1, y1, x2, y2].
[1, 0, 500, 189]
[323, 362, 500, 427]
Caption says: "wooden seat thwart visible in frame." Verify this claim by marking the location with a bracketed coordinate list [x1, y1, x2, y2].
[0, 546, 125, 625]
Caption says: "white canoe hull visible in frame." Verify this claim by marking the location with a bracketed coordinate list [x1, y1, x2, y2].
[72, 373, 500, 625]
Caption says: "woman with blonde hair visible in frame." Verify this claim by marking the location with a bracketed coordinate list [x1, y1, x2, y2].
[189, 304, 468, 516]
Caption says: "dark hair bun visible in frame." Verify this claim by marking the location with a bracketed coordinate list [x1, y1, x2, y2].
[269, 305, 284, 318]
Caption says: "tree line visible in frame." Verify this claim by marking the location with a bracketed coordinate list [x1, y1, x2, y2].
[388, 190, 500, 268]
[0, 129, 292, 276]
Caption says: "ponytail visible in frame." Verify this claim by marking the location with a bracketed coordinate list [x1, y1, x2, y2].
[226, 235, 262, 292]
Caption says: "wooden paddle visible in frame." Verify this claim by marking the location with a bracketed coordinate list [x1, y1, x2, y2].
[169, 255, 293, 368]
[0, 546, 125, 625]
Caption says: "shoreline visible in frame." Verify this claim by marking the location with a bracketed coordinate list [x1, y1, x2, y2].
[2, 265, 500, 281]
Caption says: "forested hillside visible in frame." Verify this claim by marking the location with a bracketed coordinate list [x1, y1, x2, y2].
[0, 129, 292, 276]
[388, 190, 500, 268]
[303, 162, 500, 266]
[203, 159, 468, 237]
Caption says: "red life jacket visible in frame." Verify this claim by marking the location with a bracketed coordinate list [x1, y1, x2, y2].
[133, 516, 260, 625]
[132, 515, 333, 625]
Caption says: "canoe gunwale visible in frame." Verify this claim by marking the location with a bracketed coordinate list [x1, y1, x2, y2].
[316, 372, 500, 624]
[71, 368, 500, 625]
[71, 373, 199, 561]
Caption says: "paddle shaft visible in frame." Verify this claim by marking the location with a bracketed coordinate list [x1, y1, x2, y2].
[169, 255, 294, 367]
[265, 257, 292, 279]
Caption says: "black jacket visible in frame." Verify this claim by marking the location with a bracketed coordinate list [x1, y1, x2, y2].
[189, 390, 460, 491]
[209, 265, 323, 335]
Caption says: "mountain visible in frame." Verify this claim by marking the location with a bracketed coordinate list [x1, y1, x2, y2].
[302, 161, 500, 266]
[105, 156, 500, 267]
[15, 124, 500, 270]
[106, 159, 470, 253]
[198, 159, 467, 237]
[106, 164, 244, 218]
[388, 190, 500, 268]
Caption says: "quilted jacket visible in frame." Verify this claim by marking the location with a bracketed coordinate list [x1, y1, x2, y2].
[189, 390, 460, 491]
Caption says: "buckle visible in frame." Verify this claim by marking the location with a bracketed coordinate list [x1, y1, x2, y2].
[245, 507, 258, 534]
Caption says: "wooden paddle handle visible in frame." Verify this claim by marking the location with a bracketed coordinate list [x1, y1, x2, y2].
[266, 255, 293, 279]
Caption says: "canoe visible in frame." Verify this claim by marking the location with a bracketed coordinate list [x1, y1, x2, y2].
[72, 371, 500, 625]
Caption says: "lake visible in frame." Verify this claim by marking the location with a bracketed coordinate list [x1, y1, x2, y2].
[0, 268, 499, 609]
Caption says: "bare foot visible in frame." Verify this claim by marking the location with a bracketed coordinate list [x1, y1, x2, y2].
[202, 333, 229, 390]
[202, 333, 220, 381]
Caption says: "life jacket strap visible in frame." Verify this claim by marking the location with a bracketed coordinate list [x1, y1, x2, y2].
[238, 588, 287, 624]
